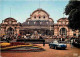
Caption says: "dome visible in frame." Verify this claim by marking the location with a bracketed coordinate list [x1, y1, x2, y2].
[4, 17, 17, 22]
[30, 8, 49, 20]
[31, 8, 49, 16]
[57, 18, 69, 22]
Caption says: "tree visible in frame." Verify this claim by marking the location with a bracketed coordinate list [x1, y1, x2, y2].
[65, 0, 80, 30]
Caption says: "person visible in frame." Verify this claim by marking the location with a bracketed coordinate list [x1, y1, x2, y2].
[61, 38, 62, 41]
[3, 35, 6, 41]
[24, 35, 27, 39]
[39, 36, 43, 39]
[70, 39, 74, 48]
[6, 36, 10, 43]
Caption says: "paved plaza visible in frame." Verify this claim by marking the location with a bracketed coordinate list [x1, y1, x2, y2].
[1, 44, 80, 57]
[0, 1, 80, 57]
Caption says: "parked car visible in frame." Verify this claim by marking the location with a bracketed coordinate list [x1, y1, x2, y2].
[72, 38, 80, 48]
[49, 40, 67, 49]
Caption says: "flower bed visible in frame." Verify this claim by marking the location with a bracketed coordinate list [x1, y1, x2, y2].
[0, 42, 43, 51]
[0, 43, 10, 46]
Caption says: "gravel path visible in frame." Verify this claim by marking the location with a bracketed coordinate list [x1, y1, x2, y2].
[1, 44, 80, 57]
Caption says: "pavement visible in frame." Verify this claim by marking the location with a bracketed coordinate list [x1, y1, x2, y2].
[1, 44, 80, 57]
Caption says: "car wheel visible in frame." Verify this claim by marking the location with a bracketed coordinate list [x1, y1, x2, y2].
[53, 46, 55, 49]
[55, 46, 57, 49]
[50, 46, 53, 49]
[62, 48, 65, 50]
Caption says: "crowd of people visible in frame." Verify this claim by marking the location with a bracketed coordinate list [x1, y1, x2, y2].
[0, 34, 44, 42]
[0, 33, 79, 43]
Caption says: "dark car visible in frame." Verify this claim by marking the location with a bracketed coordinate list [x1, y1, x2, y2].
[49, 40, 67, 49]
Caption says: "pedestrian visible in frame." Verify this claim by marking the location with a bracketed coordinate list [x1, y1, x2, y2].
[70, 39, 73, 48]
[39, 36, 43, 39]
[3, 35, 6, 41]
[6, 36, 10, 43]
[24, 35, 27, 39]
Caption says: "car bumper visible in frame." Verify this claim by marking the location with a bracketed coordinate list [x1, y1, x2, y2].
[57, 46, 67, 49]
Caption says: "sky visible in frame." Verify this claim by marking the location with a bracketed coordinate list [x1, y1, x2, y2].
[0, 0, 69, 23]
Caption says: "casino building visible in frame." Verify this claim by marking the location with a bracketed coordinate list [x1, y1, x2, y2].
[0, 8, 79, 37]
[20, 9, 54, 36]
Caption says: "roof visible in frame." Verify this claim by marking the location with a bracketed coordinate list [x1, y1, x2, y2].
[57, 18, 69, 22]
[22, 20, 54, 26]
[31, 8, 49, 17]
[4, 17, 17, 22]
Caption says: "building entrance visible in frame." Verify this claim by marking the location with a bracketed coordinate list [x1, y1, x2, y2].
[60, 28, 67, 36]
[7, 27, 14, 35]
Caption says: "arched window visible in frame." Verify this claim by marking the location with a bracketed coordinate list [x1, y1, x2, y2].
[60, 28, 67, 36]
[7, 27, 14, 35]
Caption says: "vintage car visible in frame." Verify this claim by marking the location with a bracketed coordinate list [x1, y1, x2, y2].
[49, 40, 67, 49]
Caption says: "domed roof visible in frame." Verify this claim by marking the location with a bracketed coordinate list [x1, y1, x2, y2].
[31, 8, 49, 17]
[57, 18, 69, 22]
[4, 17, 17, 22]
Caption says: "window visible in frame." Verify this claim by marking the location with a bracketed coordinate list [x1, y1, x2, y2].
[34, 16, 36, 18]
[15, 27, 16, 29]
[73, 34, 76, 36]
[43, 16, 45, 19]
[39, 16, 41, 19]
[60, 28, 67, 36]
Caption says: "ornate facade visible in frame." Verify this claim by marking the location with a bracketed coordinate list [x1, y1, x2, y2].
[0, 17, 21, 36]
[54, 18, 78, 37]
[0, 9, 79, 37]
[20, 9, 54, 35]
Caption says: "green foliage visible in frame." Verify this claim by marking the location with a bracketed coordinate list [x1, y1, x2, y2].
[65, 0, 80, 30]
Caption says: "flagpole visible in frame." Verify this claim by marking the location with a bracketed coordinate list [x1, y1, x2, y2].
[10, 7, 11, 17]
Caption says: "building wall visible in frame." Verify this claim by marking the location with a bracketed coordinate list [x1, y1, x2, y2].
[0, 17, 21, 36]
[54, 18, 79, 37]
[0, 9, 79, 37]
